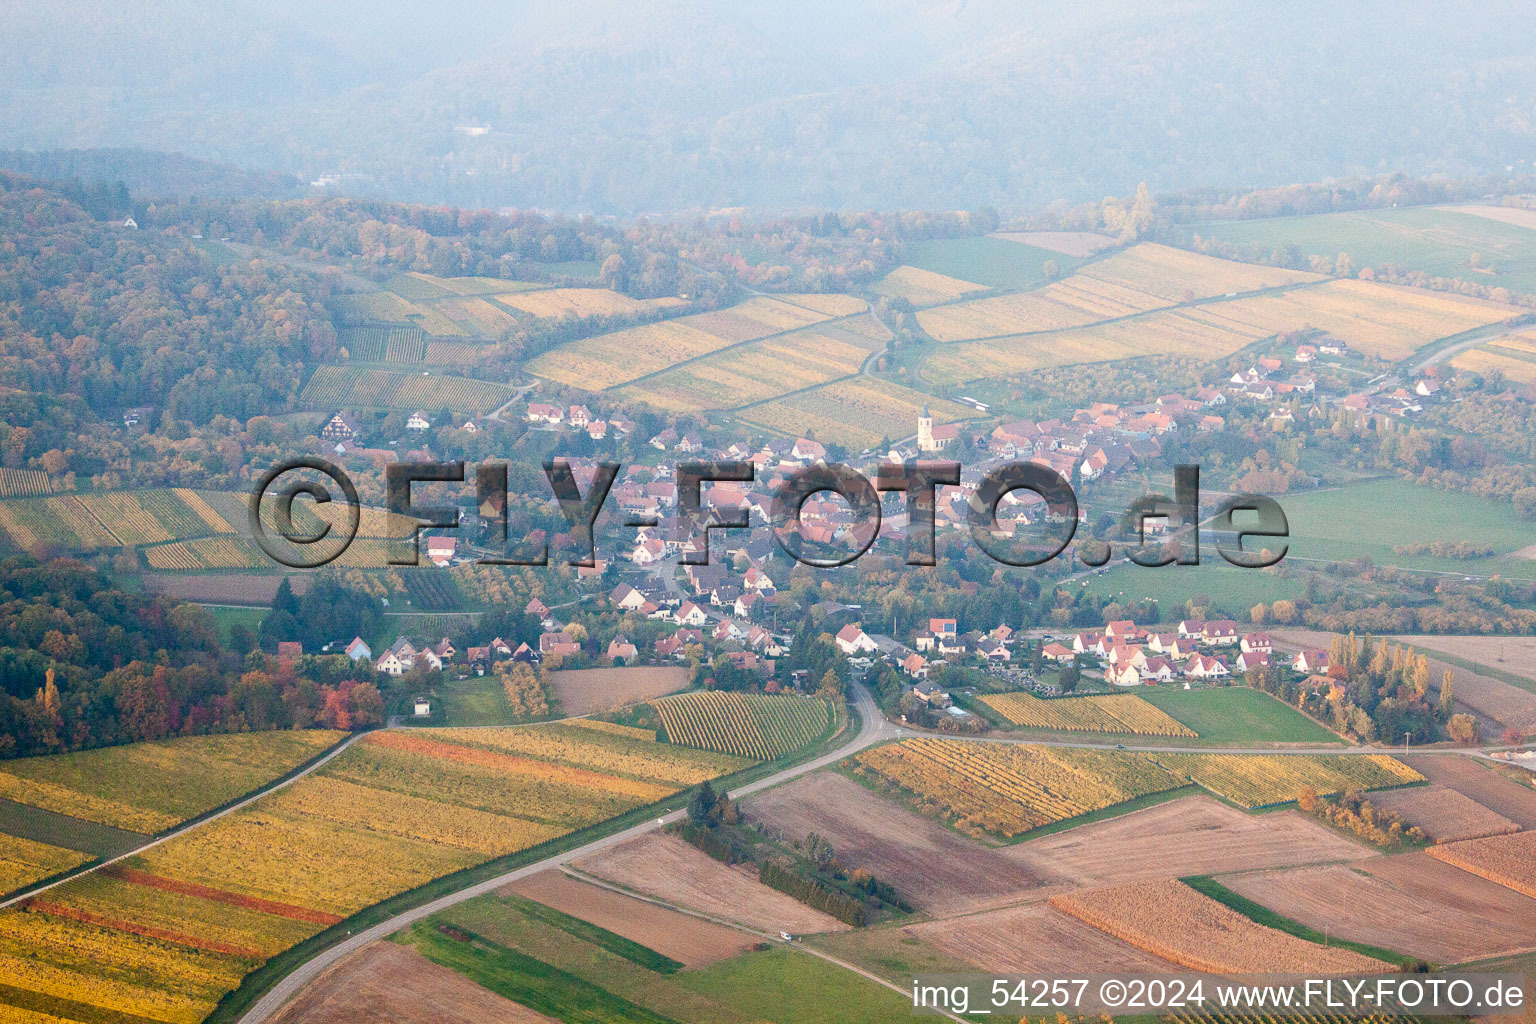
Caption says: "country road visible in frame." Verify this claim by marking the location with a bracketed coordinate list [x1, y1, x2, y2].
[235, 681, 893, 1024]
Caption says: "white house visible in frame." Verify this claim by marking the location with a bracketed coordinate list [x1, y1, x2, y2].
[835, 623, 878, 655]
[344, 636, 372, 662]
[412, 697, 432, 717]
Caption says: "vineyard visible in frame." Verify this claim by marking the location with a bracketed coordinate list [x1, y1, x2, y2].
[338, 326, 429, 363]
[0, 836, 90, 896]
[614, 326, 880, 414]
[491, 287, 684, 321]
[852, 739, 1186, 839]
[871, 265, 987, 306]
[144, 537, 262, 570]
[0, 731, 346, 834]
[980, 691, 1197, 737]
[738, 377, 974, 449]
[1149, 753, 1425, 809]
[651, 692, 832, 760]
[297, 366, 513, 412]
[1049, 879, 1389, 973]
[0, 489, 237, 553]
[1426, 830, 1536, 898]
[0, 722, 739, 1024]
[332, 290, 469, 337]
[527, 296, 849, 389]
[0, 468, 53, 498]
[399, 570, 462, 610]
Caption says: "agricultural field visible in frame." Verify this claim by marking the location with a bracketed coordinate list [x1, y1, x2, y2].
[1019, 795, 1371, 887]
[1405, 755, 1536, 828]
[141, 573, 306, 605]
[1452, 342, 1536, 383]
[1183, 205, 1536, 296]
[505, 870, 754, 967]
[0, 468, 53, 498]
[548, 666, 688, 716]
[1426, 829, 1536, 899]
[745, 772, 1063, 916]
[1148, 752, 1424, 809]
[614, 324, 881, 414]
[737, 377, 973, 449]
[338, 325, 430, 363]
[991, 230, 1116, 258]
[850, 738, 1186, 839]
[980, 691, 1196, 737]
[916, 242, 1317, 342]
[1366, 784, 1520, 843]
[1049, 879, 1389, 974]
[1137, 686, 1345, 746]
[651, 691, 832, 760]
[902, 235, 1078, 290]
[0, 835, 91, 895]
[1220, 852, 1536, 965]
[573, 832, 850, 935]
[385, 272, 546, 299]
[490, 287, 685, 321]
[905, 902, 1176, 975]
[0, 488, 237, 553]
[297, 365, 514, 412]
[0, 723, 740, 1024]
[526, 295, 849, 389]
[333, 290, 470, 337]
[869, 265, 986, 306]
[143, 536, 263, 570]
[0, 730, 346, 833]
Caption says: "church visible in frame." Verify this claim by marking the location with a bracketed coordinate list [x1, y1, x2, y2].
[917, 404, 959, 452]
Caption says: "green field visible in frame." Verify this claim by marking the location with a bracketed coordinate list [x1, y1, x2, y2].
[902, 235, 1075, 290]
[674, 947, 913, 1024]
[1078, 560, 1307, 617]
[1182, 206, 1536, 294]
[206, 605, 266, 645]
[1279, 478, 1536, 576]
[419, 675, 546, 727]
[1138, 686, 1344, 746]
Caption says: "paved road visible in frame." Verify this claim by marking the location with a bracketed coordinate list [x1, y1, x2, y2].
[0, 731, 370, 912]
[236, 682, 891, 1024]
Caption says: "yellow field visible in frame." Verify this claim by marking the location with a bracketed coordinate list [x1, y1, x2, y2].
[144, 537, 261, 570]
[0, 722, 741, 1024]
[0, 468, 53, 498]
[1451, 345, 1536, 382]
[0, 836, 90, 895]
[923, 306, 1268, 384]
[917, 243, 1317, 342]
[871, 266, 986, 306]
[493, 288, 684, 320]
[853, 738, 1185, 839]
[980, 691, 1196, 737]
[614, 327, 879, 413]
[651, 692, 830, 760]
[1200, 278, 1520, 360]
[434, 295, 521, 335]
[1150, 753, 1424, 809]
[737, 377, 973, 449]
[332, 291, 469, 337]
[527, 296, 846, 389]
[775, 293, 867, 317]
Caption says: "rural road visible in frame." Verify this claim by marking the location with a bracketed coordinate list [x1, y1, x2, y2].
[235, 681, 892, 1024]
[0, 730, 371, 912]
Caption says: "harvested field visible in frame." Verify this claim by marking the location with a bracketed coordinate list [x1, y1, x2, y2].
[992, 231, 1115, 258]
[503, 870, 753, 967]
[746, 772, 1065, 915]
[1427, 830, 1536, 899]
[269, 940, 558, 1024]
[572, 832, 848, 934]
[1405, 756, 1536, 828]
[737, 377, 974, 449]
[1016, 795, 1371, 886]
[907, 903, 1175, 974]
[1220, 853, 1536, 964]
[871, 265, 987, 306]
[1391, 634, 1536, 686]
[1050, 879, 1390, 974]
[548, 666, 687, 716]
[1452, 345, 1536, 384]
[1367, 784, 1519, 843]
[1448, 205, 1536, 233]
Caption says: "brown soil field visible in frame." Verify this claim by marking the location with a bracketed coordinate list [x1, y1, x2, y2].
[548, 666, 687, 716]
[1367, 784, 1520, 842]
[1013, 794, 1371, 886]
[1219, 852, 1536, 964]
[142, 573, 308, 604]
[572, 832, 848, 934]
[1393, 635, 1536, 682]
[907, 903, 1175, 974]
[1050, 879, 1389, 974]
[1406, 756, 1536, 828]
[745, 772, 1066, 914]
[504, 869, 754, 967]
[1427, 830, 1536, 899]
[270, 940, 557, 1024]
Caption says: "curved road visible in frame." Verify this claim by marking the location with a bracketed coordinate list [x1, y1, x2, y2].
[236, 682, 893, 1024]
